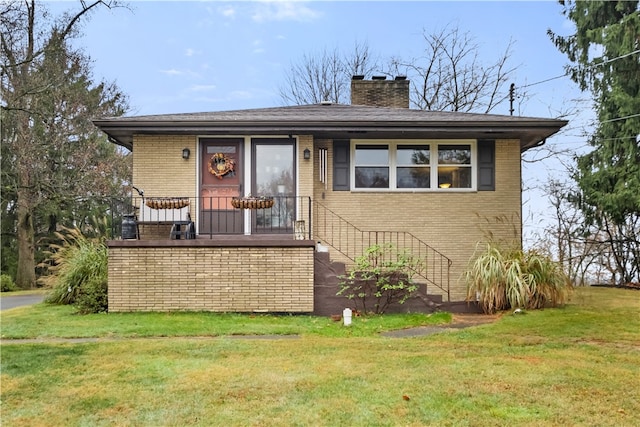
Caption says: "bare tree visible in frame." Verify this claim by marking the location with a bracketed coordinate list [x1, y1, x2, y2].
[278, 41, 379, 105]
[280, 26, 517, 113]
[534, 176, 640, 286]
[542, 179, 596, 285]
[388, 25, 517, 113]
[1, 0, 129, 288]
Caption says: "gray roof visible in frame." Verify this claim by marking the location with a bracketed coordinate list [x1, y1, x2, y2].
[93, 103, 567, 152]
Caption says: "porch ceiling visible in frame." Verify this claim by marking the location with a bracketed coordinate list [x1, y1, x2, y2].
[93, 104, 567, 153]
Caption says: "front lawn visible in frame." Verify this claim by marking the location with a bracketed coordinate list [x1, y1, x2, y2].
[0, 304, 450, 339]
[1, 287, 638, 426]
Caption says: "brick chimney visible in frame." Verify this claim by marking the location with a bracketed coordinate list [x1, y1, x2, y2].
[350, 75, 410, 108]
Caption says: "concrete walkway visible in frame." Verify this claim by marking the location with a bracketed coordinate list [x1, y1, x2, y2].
[382, 313, 500, 338]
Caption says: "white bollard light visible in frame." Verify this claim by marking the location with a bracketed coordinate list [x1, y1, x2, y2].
[343, 308, 352, 326]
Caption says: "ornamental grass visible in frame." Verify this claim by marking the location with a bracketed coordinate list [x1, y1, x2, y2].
[464, 243, 570, 314]
[39, 223, 109, 313]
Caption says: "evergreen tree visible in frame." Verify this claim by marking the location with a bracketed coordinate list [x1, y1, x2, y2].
[549, 0, 640, 284]
[1, 1, 130, 287]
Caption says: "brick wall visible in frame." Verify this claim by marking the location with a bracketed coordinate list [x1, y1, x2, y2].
[297, 135, 314, 199]
[313, 139, 522, 301]
[133, 134, 197, 198]
[107, 241, 315, 312]
[127, 132, 523, 304]
[133, 134, 315, 234]
[351, 77, 410, 108]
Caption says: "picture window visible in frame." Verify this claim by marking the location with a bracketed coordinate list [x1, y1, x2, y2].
[352, 141, 475, 191]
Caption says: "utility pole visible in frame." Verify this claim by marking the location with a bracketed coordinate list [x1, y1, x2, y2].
[509, 83, 515, 116]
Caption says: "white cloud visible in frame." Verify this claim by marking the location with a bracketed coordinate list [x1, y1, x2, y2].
[252, 39, 265, 54]
[251, 1, 322, 23]
[189, 84, 217, 92]
[185, 48, 199, 57]
[160, 69, 184, 76]
[159, 69, 201, 79]
[219, 5, 236, 18]
[229, 90, 254, 100]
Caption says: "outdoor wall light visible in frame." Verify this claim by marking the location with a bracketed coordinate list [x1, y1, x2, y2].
[303, 148, 311, 160]
[182, 148, 190, 160]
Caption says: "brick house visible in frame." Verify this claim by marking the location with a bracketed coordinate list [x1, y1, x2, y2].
[94, 76, 566, 314]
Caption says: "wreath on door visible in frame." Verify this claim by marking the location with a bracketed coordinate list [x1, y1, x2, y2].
[208, 153, 236, 179]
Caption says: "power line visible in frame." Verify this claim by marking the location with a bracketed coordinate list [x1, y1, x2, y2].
[520, 74, 567, 89]
[596, 49, 640, 65]
[601, 113, 640, 123]
[599, 135, 640, 142]
[517, 49, 640, 90]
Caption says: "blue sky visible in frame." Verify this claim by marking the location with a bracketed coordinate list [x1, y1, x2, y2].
[48, 0, 593, 245]
[51, 0, 584, 118]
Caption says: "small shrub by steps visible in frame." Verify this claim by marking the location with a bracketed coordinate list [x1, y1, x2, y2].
[338, 243, 421, 314]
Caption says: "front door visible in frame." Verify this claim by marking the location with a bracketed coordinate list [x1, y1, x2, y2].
[200, 139, 243, 234]
[251, 138, 296, 234]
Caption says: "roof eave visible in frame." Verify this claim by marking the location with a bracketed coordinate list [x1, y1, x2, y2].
[93, 118, 568, 152]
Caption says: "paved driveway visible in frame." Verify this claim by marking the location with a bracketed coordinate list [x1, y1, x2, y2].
[0, 294, 46, 311]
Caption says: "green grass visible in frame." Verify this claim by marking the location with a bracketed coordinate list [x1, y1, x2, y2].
[1, 287, 639, 426]
[0, 304, 451, 339]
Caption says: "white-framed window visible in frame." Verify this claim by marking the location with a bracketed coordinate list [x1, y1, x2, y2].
[351, 140, 476, 191]
[397, 144, 431, 189]
[354, 145, 389, 188]
[437, 144, 472, 189]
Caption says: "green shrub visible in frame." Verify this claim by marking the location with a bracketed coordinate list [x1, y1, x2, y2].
[74, 278, 108, 314]
[464, 243, 570, 314]
[1, 274, 17, 292]
[338, 243, 421, 314]
[41, 226, 108, 313]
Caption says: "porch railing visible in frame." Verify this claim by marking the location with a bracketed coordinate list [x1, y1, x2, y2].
[111, 196, 312, 239]
[107, 196, 450, 298]
[312, 201, 451, 301]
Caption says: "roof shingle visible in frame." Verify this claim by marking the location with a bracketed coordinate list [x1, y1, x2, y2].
[93, 103, 567, 152]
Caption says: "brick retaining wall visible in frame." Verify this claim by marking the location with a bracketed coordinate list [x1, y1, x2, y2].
[107, 240, 315, 312]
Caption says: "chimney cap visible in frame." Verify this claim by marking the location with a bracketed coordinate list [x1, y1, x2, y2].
[394, 75, 407, 81]
[372, 75, 387, 80]
[352, 75, 365, 80]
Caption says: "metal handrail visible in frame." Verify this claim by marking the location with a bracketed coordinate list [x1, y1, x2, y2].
[112, 196, 312, 239]
[109, 196, 450, 299]
[312, 201, 451, 301]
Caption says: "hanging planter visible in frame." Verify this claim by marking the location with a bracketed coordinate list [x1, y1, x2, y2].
[231, 196, 274, 209]
[145, 198, 190, 209]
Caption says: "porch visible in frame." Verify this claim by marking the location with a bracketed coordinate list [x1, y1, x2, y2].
[107, 195, 455, 314]
[114, 196, 312, 241]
